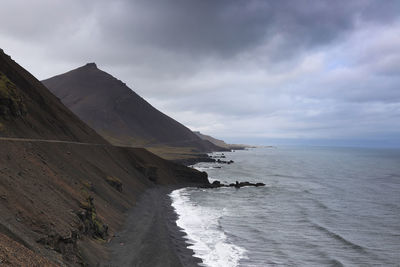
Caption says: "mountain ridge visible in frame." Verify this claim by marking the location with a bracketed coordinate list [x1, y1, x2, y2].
[42, 63, 223, 154]
[194, 131, 250, 150]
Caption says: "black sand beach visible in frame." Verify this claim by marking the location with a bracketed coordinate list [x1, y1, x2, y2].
[105, 187, 202, 267]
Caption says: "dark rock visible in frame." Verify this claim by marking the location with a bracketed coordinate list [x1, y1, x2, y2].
[36, 231, 82, 263]
[77, 196, 108, 240]
[84, 62, 97, 68]
[200, 180, 265, 189]
[216, 159, 234, 164]
[232, 181, 265, 188]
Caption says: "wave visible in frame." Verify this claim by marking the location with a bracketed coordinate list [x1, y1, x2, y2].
[170, 188, 247, 267]
[311, 198, 330, 211]
[328, 258, 345, 267]
[310, 221, 369, 254]
[193, 166, 222, 172]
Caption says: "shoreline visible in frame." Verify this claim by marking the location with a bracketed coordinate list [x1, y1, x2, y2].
[173, 153, 216, 166]
[105, 186, 203, 267]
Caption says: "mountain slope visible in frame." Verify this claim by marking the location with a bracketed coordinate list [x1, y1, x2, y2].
[0, 49, 209, 265]
[0, 50, 106, 144]
[194, 131, 248, 150]
[193, 131, 230, 148]
[42, 64, 222, 152]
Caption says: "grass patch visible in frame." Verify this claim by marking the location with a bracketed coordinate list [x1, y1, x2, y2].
[105, 176, 122, 192]
[81, 180, 94, 191]
[0, 71, 26, 118]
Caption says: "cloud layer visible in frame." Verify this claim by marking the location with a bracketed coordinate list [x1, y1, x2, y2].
[1, 0, 399, 146]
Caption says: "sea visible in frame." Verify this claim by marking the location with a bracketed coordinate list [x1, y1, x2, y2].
[170, 146, 400, 267]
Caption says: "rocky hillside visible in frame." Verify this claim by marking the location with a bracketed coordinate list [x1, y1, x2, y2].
[0, 50, 105, 144]
[0, 49, 209, 266]
[42, 64, 222, 153]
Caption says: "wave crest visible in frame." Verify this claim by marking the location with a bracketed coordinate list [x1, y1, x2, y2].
[170, 188, 247, 267]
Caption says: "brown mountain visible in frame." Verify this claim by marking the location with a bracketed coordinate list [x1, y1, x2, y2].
[42, 63, 222, 155]
[0, 49, 208, 265]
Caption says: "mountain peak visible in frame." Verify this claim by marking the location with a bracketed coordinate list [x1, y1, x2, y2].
[43, 66, 224, 152]
[84, 62, 97, 68]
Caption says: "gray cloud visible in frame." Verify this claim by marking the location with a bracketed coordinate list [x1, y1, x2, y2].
[96, 0, 399, 56]
[0, 0, 399, 146]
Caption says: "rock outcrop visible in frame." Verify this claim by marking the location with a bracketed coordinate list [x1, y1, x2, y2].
[201, 180, 266, 189]
[77, 196, 109, 239]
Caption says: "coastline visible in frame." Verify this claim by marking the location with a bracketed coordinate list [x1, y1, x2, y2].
[173, 153, 216, 166]
[105, 186, 203, 267]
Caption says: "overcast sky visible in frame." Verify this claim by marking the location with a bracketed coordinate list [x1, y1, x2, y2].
[1, 0, 399, 147]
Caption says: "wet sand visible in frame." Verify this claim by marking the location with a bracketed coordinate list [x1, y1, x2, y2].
[105, 186, 202, 267]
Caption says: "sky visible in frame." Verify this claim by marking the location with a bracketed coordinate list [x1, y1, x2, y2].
[1, 0, 399, 147]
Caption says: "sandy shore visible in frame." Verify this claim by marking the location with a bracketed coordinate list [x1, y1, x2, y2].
[104, 186, 202, 267]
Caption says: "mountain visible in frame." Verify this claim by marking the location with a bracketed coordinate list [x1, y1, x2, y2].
[42, 64, 222, 155]
[0, 51, 105, 143]
[0, 49, 208, 265]
[194, 131, 249, 150]
[193, 131, 230, 148]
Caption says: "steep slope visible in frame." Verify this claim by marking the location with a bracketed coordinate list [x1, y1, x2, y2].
[0, 49, 209, 265]
[193, 131, 230, 148]
[42, 63, 222, 152]
[194, 131, 248, 150]
[0, 50, 106, 144]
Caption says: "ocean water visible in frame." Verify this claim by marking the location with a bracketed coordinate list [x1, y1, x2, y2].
[170, 146, 400, 267]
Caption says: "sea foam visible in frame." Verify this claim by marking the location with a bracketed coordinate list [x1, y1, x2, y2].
[170, 188, 247, 267]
